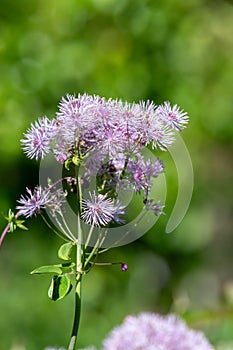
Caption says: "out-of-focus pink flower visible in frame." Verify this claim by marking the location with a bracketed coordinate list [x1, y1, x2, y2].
[102, 312, 214, 350]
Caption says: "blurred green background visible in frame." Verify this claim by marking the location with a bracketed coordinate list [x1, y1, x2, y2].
[0, 0, 233, 349]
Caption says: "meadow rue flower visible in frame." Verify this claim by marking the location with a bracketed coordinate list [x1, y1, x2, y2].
[21, 93, 189, 163]
[157, 101, 189, 131]
[144, 199, 165, 216]
[7, 93, 189, 240]
[102, 312, 214, 350]
[0, 93, 189, 244]
[16, 185, 67, 219]
[16, 186, 50, 218]
[126, 157, 164, 194]
[21, 116, 56, 160]
[46, 190, 67, 217]
[81, 192, 124, 227]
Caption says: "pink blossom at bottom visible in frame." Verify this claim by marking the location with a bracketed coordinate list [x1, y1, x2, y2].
[102, 313, 214, 350]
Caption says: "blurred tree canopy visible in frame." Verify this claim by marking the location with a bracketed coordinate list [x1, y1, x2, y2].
[0, 0, 233, 349]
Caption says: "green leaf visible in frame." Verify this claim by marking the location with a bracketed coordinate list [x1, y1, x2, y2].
[15, 220, 28, 230]
[58, 242, 73, 261]
[30, 265, 63, 275]
[48, 274, 72, 301]
[3, 209, 28, 232]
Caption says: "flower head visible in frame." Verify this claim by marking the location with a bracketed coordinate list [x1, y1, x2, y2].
[21, 117, 55, 160]
[81, 192, 124, 227]
[102, 312, 214, 350]
[157, 101, 189, 131]
[46, 188, 67, 217]
[123, 157, 164, 196]
[16, 186, 50, 218]
[145, 199, 165, 216]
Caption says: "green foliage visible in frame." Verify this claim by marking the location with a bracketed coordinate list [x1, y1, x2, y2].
[48, 274, 73, 301]
[4, 209, 27, 232]
[31, 265, 63, 275]
[31, 242, 75, 301]
[58, 241, 74, 261]
[31, 246, 76, 304]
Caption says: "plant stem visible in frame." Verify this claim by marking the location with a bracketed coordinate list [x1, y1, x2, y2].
[68, 239, 83, 350]
[0, 223, 10, 247]
[68, 164, 84, 350]
[0, 211, 20, 247]
[68, 273, 82, 350]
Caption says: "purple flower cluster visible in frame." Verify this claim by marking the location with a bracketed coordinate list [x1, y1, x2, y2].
[102, 313, 214, 350]
[125, 157, 164, 194]
[18, 93, 189, 227]
[22, 94, 188, 162]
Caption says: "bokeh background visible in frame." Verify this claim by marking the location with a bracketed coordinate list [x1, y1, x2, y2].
[0, 0, 233, 349]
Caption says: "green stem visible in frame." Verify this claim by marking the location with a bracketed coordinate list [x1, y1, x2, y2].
[84, 224, 95, 249]
[68, 164, 84, 350]
[68, 273, 82, 350]
[68, 238, 83, 350]
[84, 228, 107, 269]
